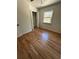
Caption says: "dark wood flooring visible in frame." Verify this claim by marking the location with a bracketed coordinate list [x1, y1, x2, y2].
[17, 28, 61, 59]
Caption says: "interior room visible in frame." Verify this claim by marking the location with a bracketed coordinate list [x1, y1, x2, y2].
[17, 0, 61, 59]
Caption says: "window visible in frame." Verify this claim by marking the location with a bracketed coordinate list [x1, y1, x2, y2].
[43, 11, 53, 23]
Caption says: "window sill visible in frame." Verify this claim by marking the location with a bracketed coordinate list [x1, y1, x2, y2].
[43, 23, 52, 25]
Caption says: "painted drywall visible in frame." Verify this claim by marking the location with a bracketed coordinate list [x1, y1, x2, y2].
[29, 5, 37, 12]
[37, 12, 40, 27]
[17, 0, 33, 37]
[30, 0, 60, 8]
[38, 2, 61, 33]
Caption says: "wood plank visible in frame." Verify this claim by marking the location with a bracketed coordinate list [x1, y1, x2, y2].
[17, 28, 61, 59]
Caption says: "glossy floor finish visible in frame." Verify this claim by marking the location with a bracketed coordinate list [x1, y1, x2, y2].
[17, 28, 61, 59]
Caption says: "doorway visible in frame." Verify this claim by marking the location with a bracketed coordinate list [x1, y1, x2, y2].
[32, 12, 37, 28]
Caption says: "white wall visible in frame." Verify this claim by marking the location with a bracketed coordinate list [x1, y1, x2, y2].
[17, 0, 33, 37]
[38, 2, 61, 33]
[30, 0, 60, 8]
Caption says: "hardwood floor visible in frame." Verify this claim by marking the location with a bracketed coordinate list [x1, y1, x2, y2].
[17, 28, 61, 59]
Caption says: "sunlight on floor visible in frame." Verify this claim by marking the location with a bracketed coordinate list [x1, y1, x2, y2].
[41, 32, 49, 41]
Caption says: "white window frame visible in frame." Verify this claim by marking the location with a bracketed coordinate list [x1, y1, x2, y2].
[43, 10, 53, 24]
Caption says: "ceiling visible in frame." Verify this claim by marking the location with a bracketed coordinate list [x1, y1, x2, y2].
[29, 0, 61, 8]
